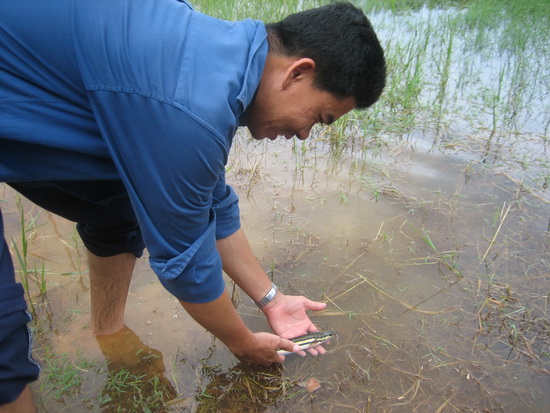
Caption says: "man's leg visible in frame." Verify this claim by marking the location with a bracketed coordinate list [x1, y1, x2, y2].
[8, 181, 146, 336]
[0, 386, 35, 413]
[88, 252, 136, 336]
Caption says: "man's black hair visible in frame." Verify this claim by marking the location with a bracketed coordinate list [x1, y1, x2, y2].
[266, 2, 386, 109]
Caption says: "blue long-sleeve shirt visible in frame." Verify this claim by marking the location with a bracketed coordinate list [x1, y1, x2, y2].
[0, 0, 268, 302]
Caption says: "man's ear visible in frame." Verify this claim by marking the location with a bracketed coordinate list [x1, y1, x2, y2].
[282, 58, 316, 89]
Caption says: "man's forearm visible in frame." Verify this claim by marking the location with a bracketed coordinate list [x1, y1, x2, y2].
[179, 290, 298, 364]
[216, 228, 275, 304]
[214, 228, 325, 357]
[179, 290, 255, 355]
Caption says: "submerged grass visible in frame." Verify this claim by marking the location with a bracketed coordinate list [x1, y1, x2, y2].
[194, 363, 300, 412]
[37, 350, 98, 403]
[98, 368, 174, 413]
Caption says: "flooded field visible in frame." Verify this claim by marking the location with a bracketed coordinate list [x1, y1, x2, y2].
[1, 1, 549, 412]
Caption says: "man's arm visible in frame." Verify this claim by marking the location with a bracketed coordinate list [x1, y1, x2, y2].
[216, 228, 274, 303]
[216, 228, 327, 353]
[179, 290, 298, 365]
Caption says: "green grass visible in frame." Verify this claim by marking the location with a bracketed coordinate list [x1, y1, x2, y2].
[98, 369, 173, 412]
[193, 0, 325, 21]
[38, 350, 99, 402]
[10, 195, 48, 315]
[461, 0, 550, 49]
[408, 224, 463, 280]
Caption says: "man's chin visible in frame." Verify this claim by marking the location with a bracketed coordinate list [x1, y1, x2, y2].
[248, 127, 282, 141]
[250, 133, 275, 141]
[247, 128, 266, 140]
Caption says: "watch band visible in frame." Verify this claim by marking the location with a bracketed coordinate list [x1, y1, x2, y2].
[255, 284, 278, 308]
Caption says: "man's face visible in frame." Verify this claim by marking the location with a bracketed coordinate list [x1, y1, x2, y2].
[245, 57, 356, 141]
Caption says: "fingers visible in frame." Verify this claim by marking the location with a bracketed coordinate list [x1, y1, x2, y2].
[289, 343, 326, 357]
[303, 298, 327, 311]
[238, 332, 331, 363]
[278, 337, 301, 354]
[305, 344, 325, 356]
[236, 333, 298, 365]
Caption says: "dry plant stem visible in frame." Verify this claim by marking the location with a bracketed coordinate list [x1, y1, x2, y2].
[329, 250, 368, 287]
[481, 202, 511, 261]
[434, 391, 457, 413]
[324, 295, 346, 313]
[503, 173, 550, 205]
[387, 367, 424, 406]
[358, 273, 459, 315]
[327, 278, 367, 303]
[346, 350, 369, 375]
[403, 279, 460, 314]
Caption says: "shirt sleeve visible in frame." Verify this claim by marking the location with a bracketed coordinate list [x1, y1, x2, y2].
[87, 89, 240, 302]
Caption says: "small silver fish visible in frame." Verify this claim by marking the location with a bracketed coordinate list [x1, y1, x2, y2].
[277, 331, 335, 355]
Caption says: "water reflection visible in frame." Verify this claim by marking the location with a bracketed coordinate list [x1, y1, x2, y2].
[96, 326, 177, 412]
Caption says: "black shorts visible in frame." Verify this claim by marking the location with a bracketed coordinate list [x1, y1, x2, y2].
[9, 180, 145, 258]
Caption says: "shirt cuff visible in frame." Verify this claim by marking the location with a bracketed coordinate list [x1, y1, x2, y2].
[149, 209, 225, 303]
[212, 185, 241, 240]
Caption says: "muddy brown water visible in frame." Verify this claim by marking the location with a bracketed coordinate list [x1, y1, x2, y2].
[2, 127, 548, 412]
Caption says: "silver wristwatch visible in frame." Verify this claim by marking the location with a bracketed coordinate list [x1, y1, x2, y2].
[255, 284, 278, 308]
